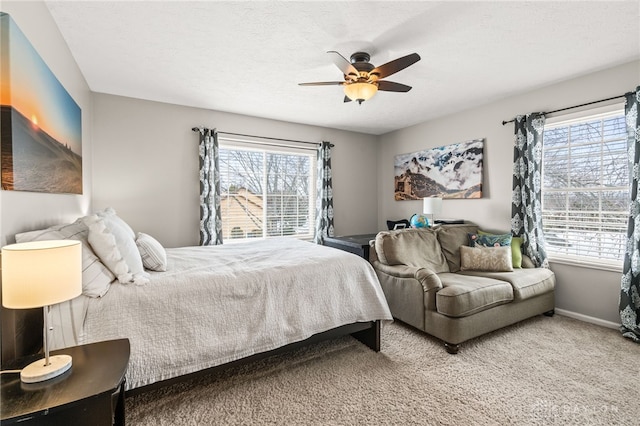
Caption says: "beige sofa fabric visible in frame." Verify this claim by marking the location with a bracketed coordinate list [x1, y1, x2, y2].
[370, 223, 556, 351]
[435, 224, 479, 272]
[375, 228, 449, 272]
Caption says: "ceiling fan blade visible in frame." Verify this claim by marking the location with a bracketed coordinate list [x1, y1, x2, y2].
[327, 51, 359, 80]
[343, 96, 352, 103]
[377, 80, 412, 92]
[370, 53, 420, 79]
[298, 81, 344, 86]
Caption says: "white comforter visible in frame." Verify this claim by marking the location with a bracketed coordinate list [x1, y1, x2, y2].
[51, 239, 392, 390]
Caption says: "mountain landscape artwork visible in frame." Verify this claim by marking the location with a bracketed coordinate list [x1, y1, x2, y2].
[0, 13, 82, 194]
[394, 139, 484, 200]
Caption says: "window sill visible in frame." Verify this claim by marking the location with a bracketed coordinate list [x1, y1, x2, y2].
[548, 256, 623, 273]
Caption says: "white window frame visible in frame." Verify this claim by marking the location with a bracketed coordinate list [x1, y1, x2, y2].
[541, 102, 628, 272]
[218, 136, 317, 243]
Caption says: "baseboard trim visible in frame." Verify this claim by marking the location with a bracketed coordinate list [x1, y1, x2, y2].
[555, 309, 620, 330]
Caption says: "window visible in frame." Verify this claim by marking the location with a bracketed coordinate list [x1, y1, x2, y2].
[541, 105, 628, 269]
[218, 139, 316, 242]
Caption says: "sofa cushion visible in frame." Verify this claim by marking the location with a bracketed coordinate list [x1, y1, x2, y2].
[458, 268, 555, 301]
[436, 224, 479, 272]
[460, 246, 513, 272]
[375, 228, 449, 273]
[436, 273, 514, 317]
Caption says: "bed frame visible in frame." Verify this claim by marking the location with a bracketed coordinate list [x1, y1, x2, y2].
[1, 299, 381, 396]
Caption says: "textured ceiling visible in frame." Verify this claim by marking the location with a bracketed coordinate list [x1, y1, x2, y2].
[45, 1, 640, 135]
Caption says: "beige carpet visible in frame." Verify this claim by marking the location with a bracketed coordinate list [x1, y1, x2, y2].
[126, 315, 639, 425]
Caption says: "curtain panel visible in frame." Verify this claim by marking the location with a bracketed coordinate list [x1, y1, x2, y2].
[198, 128, 223, 246]
[511, 113, 549, 268]
[314, 141, 334, 244]
[620, 87, 640, 343]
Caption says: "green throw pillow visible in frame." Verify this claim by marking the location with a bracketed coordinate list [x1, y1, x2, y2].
[476, 230, 523, 269]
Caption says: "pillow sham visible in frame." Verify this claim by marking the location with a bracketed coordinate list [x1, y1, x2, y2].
[460, 245, 513, 272]
[136, 232, 167, 272]
[477, 230, 522, 269]
[14, 220, 115, 297]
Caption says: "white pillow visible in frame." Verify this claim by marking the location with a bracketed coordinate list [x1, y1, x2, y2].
[84, 215, 134, 284]
[136, 232, 167, 272]
[83, 212, 149, 285]
[97, 207, 135, 239]
[15, 220, 115, 297]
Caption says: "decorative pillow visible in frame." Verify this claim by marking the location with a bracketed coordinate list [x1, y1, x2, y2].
[89, 207, 149, 284]
[477, 230, 522, 269]
[83, 212, 149, 285]
[14, 220, 115, 297]
[84, 215, 134, 284]
[460, 245, 513, 272]
[468, 232, 512, 248]
[136, 232, 167, 272]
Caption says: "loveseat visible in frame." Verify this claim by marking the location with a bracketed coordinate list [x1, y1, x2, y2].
[370, 224, 555, 353]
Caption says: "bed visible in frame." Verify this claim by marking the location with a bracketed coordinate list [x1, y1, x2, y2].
[2, 212, 392, 393]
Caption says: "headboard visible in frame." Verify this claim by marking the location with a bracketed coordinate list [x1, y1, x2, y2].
[0, 252, 43, 365]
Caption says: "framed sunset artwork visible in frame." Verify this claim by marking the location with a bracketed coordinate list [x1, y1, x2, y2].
[0, 13, 82, 194]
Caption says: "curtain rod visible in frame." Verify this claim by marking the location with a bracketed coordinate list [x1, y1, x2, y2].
[501, 93, 628, 126]
[191, 127, 333, 147]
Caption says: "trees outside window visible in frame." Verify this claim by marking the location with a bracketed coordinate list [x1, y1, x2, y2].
[218, 143, 315, 241]
[542, 109, 628, 266]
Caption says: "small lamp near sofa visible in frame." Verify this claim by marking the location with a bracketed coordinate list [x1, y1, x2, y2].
[1, 240, 82, 383]
[423, 197, 442, 226]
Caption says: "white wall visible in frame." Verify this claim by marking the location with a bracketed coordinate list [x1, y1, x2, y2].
[0, 2, 93, 246]
[92, 93, 379, 247]
[378, 60, 640, 325]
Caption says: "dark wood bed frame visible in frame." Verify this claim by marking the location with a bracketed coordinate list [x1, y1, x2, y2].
[1, 296, 381, 396]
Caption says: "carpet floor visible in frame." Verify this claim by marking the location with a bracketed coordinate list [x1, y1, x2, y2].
[125, 315, 639, 425]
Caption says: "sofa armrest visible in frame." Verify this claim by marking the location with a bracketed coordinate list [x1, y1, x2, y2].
[371, 261, 443, 292]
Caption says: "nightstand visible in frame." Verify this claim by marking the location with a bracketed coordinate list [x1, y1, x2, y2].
[323, 233, 378, 261]
[1, 339, 130, 426]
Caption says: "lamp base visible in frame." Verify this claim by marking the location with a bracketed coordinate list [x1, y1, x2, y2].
[20, 354, 72, 383]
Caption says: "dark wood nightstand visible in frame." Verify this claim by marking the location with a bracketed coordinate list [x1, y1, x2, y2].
[324, 233, 378, 261]
[1, 339, 130, 426]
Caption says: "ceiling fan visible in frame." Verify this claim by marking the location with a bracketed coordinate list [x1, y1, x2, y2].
[299, 51, 421, 104]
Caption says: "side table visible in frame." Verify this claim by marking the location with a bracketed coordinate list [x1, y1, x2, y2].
[323, 233, 378, 261]
[1, 339, 130, 426]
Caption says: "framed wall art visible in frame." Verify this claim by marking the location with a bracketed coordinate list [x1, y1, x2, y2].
[1, 13, 82, 194]
[394, 139, 484, 200]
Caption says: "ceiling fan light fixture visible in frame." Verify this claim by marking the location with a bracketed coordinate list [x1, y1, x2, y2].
[343, 82, 378, 104]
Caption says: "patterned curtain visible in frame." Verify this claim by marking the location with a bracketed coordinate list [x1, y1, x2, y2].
[198, 128, 223, 245]
[314, 141, 334, 244]
[511, 113, 549, 268]
[620, 87, 640, 343]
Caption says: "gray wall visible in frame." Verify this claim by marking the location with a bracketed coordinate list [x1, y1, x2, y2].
[2, 1, 637, 327]
[0, 2, 93, 246]
[92, 93, 379, 247]
[377, 60, 640, 325]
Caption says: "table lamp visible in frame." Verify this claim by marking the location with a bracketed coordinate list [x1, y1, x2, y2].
[423, 197, 443, 226]
[1, 240, 82, 383]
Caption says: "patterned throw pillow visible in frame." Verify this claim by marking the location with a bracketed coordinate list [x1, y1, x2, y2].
[476, 230, 523, 269]
[136, 232, 167, 272]
[460, 245, 513, 272]
[468, 232, 512, 248]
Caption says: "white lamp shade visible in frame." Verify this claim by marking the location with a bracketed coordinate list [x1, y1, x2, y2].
[343, 82, 378, 102]
[2, 240, 82, 309]
[423, 197, 443, 215]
